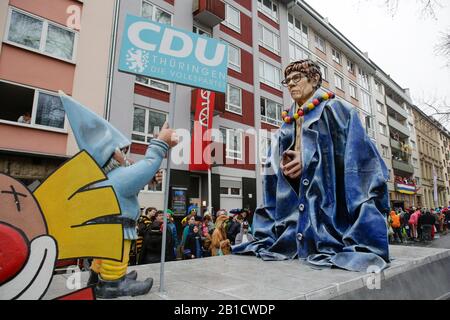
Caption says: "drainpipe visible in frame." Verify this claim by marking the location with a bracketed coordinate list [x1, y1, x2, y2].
[105, 0, 121, 121]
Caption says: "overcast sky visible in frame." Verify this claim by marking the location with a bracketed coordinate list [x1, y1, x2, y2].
[305, 0, 450, 115]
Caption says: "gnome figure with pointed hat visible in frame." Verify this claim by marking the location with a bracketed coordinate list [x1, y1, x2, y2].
[59, 92, 179, 299]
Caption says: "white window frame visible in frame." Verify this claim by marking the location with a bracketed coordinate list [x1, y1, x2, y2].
[135, 76, 171, 93]
[260, 97, 283, 127]
[317, 61, 328, 82]
[220, 186, 243, 197]
[131, 107, 168, 144]
[260, 131, 272, 165]
[358, 69, 371, 91]
[226, 42, 241, 72]
[381, 145, 389, 158]
[314, 34, 326, 53]
[349, 83, 357, 99]
[225, 84, 242, 115]
[141, 169, 166, 194]
[4, 7, 78, 64]
[0, 80, 68, 133]
[221, 127, 243, 161]
[379, 122, 388, 136]
[334, 73, 344, 91]
[332, 48, 342, 65]
[193, 24, 212, 37]
[289, 41, 310, 62]
[259, 24, 280, 55]
[347, 59, 355, 74]
[288, 14, 309, 48]
[259, 60, 282, 90]
[257, 0, 279, 22]
[377, 101, 385, 114]
[141, 0, 173, 25]
[222, 4, 241, 33]
[361, 90, 372, 114]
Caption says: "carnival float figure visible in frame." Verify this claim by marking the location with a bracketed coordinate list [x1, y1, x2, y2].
[233, 60, 390, 272]
[59, 92, 178, 298]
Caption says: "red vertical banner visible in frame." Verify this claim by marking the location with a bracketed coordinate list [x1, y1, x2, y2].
[190, 89, 215, 171]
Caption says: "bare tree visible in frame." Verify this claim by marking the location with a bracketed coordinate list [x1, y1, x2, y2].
[417, 97, 450, 129]
[383, 0, 442, 18]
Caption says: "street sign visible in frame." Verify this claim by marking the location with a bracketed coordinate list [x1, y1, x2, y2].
[119, 14, 228, 93]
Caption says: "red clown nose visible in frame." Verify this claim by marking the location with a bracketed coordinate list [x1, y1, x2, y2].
[0, 223, 29, 285]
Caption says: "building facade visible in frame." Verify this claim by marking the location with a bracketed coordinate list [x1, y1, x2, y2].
[0, 0, 116, 187]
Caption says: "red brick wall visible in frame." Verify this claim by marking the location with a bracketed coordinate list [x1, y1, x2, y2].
[228, 49, 254, 85]
[220, 89, 255, 127]
[220, 12, 252, 47]
[134, 84, 170, 103]
[260, 82, 283, 98]
[259, 46, 281, 63]
[258, 12, 279, 29]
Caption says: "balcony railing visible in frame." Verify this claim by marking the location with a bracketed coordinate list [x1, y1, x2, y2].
[390, 138, 402, 151]
[193, 0, 225, 28]
[392, 159, 414, 175]
[386, 96, 408, 120]
[388, 116, 410, 138]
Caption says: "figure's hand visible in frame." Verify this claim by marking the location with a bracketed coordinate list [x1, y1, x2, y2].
[157, 122, 179, 148]
[280, 150, 302, 180]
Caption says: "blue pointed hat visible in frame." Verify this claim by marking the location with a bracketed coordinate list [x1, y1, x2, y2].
[59, 91, 131, 167]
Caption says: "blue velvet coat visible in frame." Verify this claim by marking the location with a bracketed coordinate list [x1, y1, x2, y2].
[233, 92, 391, 272]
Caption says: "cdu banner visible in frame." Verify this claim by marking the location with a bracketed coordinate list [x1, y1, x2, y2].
[119, 14, 228, 93]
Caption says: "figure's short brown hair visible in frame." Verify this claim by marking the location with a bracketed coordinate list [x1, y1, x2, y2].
[284, 59, 322, 90]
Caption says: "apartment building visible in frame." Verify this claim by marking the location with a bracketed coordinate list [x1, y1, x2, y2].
[439, 130, 450, 206]
[0, 0, 116, 186]
[373, 70, 422, 209]
[413, 106, 449, 208]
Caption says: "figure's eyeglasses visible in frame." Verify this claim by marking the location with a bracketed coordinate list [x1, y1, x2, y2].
[281, 73, 305, 87]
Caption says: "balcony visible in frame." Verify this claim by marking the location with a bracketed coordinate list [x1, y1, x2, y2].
[386, 96, 408, 120]
[392, 159, 414, 175]
[390, 138, 402, 151]
[388, 117, 410, 138]
[193, 0, 225, 28]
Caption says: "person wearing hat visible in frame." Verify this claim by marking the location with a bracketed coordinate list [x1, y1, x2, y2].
[232, 59, 390, 272]
[59, 92, 179, 298]
[165, 209, 178, 259]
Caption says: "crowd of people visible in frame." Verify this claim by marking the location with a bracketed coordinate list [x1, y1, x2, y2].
[128, 206, 254, 265]
[388, 206, 450, 244]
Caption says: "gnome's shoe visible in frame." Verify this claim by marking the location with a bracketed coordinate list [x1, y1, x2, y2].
[95, 276, 153, 299]
[87, 270, 138, 286]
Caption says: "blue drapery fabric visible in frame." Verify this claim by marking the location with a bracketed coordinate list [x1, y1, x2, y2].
[233, 92, 390, 272]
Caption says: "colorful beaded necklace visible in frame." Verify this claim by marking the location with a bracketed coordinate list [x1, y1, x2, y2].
[281, 92, 335, 124]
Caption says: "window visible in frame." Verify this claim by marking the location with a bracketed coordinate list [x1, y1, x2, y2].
[347, 59, 355, 74]
[288, 14, 308, 47]
[381, 145, 389, 158]
[413, 158, 418, 167]
[132, 107, 168, 143]
[6, 8, 76, 62]
[361, 91, 372, 114]
[226, 42, 241, 72]
[358, 69, 371, 91]
[259, 25, 280, 54]
[408, 122, 414, 134]
[226, 84, 242, 114]
[261, 97, 283, 127]
[349, 83, 357, 99]
[257, 0, 278, 21]
[142, 1, 172, 25]
[379, 122, 388, 136]
[334, 74, 343, 90]
[314, 34, 326, 52]
[136, 75, 170, 92]
[377, 101, 385, 114]
[0, 81, 66, 130]
[317, 62, 328, 82]
[332, 48, 342, 64]
[220, 128, 243, 160]
[375, 81, 383, 93]
[259, 60, 282, 89]
[220, 186, 242, 196]
[289, 41, 310, 62]
[260, 132, 272, 164]
[223, 4, 240, 32]
[193, 25, 211, 37]
[365, 116, 375, 138]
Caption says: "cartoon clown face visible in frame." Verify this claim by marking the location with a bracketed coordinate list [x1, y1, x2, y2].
[0, 151, 124, 300]
[0, 174, 57, 300]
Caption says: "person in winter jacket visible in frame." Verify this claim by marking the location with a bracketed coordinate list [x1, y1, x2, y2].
[235, 221, 255, 245]
[183, 225, 203, 259]
[211, 215, 231, 256]
[389, 210, 403, 243]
